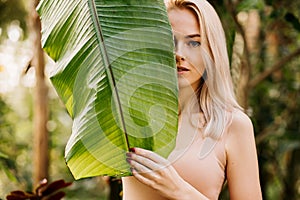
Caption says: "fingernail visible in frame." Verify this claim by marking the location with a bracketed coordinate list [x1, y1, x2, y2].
[126, 152, 132, 158]
[126, 158, 131, 164]
[129, 147, 135, 152]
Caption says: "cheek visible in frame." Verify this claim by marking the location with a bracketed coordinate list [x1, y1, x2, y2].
[189, 53, 205, 76]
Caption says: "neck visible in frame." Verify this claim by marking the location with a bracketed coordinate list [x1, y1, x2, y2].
[178, 85, 199, 115]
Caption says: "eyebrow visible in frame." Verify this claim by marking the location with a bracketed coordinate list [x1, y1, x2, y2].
[185, 34, 201, 39]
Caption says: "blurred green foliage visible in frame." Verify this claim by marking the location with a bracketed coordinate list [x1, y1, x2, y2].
[210, 0, 300, 199]
[0, 0, 28, 41]
[0, 87, 109, 199]
[0, 0, 299, 199]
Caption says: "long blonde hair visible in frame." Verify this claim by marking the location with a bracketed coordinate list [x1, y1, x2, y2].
[165, 0, 242, 139]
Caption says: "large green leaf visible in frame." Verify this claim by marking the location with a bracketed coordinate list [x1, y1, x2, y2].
[37, 0, 178, 179]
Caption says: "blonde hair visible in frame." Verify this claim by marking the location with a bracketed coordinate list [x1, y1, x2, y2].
[165, 0, 242, 139]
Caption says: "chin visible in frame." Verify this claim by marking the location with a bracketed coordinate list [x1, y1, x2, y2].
[178, 77, 189, 86]
[178, 79, 194, 90]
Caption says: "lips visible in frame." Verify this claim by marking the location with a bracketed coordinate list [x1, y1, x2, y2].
[177, 66, 189, 72]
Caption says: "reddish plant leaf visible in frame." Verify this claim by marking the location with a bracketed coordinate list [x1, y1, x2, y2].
[41, 179, 72, 196]
[43, 191, 65, 200]
[6, 190, 37, 200]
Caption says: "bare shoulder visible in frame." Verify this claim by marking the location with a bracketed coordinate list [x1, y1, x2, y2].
[225, 109, 256, 156]
[225, 110, 262, 199]
[229, 109, 253, 132]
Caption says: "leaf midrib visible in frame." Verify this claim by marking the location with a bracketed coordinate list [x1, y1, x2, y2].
[87, 0, 130, 150]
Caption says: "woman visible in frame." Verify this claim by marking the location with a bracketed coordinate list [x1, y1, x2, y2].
[123, 0, 262, 199]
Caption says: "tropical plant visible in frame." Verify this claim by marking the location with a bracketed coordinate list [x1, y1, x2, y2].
[37, 0, 178, 179]
[6, 179, 72, 200]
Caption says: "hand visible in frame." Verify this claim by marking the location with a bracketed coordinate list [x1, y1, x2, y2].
[126, 147, 195, 200]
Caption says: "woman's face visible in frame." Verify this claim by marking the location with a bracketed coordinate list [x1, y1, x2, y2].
[168, 8, 206, 91]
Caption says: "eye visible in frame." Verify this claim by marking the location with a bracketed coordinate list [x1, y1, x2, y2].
[187, 40, 201, 47]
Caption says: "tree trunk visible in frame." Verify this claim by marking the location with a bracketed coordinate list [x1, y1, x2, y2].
[230, 10, 260, 110]
[282, 149, 300, 200]
[29, 0, 49, 188]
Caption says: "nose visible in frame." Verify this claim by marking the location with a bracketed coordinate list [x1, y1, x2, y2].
[175, 43, 185, 62]
[176, 53, 185, 62]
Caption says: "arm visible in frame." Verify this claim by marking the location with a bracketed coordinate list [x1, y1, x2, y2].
[225, 111, 262, 200]
[127, 147, 210, 200]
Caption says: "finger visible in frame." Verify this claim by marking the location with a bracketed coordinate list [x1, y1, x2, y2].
[131, 168, 161, 190]
[131, 168, 153, 186]
[128, 158, 152, 174]
[133, 148, 170, 166]
[127, 153, 161, 171]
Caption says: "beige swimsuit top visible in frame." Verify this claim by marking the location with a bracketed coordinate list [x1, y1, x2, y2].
[122, 111, 233, 200]
[168, 111, 233, 200]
